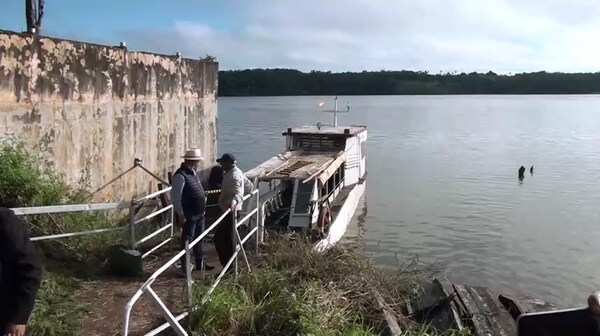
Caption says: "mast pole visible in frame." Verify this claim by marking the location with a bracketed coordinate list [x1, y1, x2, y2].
[333, 96, 338, 127]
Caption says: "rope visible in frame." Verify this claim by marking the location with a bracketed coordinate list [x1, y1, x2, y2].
[137, 164, 170, 186]
[91, 165, 137, 195]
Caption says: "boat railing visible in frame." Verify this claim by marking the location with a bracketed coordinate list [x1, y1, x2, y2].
[122, 189, 261, 336]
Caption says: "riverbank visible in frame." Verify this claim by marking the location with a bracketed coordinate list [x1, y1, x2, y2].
[1, 142, 471, 335]
[189, 236, 468, 336]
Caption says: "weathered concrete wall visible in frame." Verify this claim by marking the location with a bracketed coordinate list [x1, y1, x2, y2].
[0, 30, 218, 200]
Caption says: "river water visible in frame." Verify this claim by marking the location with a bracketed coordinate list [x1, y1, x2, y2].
[217, 95, 600, 308]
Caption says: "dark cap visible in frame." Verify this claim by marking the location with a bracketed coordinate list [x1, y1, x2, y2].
[216, 153, 236, 163]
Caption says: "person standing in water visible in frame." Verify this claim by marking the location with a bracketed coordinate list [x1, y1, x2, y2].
[518, 166, 526, 180]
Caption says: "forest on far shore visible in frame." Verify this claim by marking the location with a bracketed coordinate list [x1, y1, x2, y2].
[218, 69, 600, 96]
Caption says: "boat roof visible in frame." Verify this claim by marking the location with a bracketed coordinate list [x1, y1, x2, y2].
[282, 125, 366, 137]
[245, 150, 345, 183]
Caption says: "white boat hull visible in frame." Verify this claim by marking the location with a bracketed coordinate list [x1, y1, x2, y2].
[313, 179, 367, 252]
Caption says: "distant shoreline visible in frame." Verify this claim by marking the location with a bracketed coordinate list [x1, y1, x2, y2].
[218, 69, 600, 96]
[218, 92, 600, 97]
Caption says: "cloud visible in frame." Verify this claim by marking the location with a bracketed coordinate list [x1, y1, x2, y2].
[119, 0, 600, 73]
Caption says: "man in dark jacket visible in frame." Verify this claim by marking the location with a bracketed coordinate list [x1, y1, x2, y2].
[171, 148, 214, 273]
[0, 208, 42, 336]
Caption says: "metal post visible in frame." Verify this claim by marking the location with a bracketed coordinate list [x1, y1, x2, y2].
[232, 210, 238, 280]
[333, 96, 338, 127]
[170, 207, 175, 253]
[128, 201, 136, 249]
[255, 192, 260, 254]
[184, 240, 193, 309]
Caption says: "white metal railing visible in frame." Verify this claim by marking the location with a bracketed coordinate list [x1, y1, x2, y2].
[11, 202, 130, 241]
[10, 186, 175, 259]
[10, 161, 175, 255]
[128, 186, 175, 259]
[122, 189, 261, 336]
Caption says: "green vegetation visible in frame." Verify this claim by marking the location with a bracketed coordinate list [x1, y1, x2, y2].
[27, 273, 88, 336]
[218, 69, 600, 96]
[0, 141, 125, 335]
[190, 237, 470, 336]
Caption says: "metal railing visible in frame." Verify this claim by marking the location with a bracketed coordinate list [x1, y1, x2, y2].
[9, 162, 176, 260]
[10, 189, 176, 259]
[11, 191, 174, 256]
[129, 186, 174, 258]
[11, 202, 131, 241]
[122, 189, 261, 336]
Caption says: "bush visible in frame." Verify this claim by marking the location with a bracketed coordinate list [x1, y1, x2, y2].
[0, 141, 126, 272]
[0, 141, 69, 207]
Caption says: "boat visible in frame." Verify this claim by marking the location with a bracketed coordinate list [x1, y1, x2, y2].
[245, 97, 367, 251]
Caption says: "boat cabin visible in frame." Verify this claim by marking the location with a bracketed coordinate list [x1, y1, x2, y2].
[246, 125, 367, 234]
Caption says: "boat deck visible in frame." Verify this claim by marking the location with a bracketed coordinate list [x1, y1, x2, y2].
[330, 184, 355, 215]
[246, 150, 344, 182]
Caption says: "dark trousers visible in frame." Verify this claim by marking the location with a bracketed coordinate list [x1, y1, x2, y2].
[180, 214, 205, 269]
[214, 211, 238, 267]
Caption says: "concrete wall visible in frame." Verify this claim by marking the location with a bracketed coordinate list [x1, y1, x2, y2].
[0, 30, 218, 200]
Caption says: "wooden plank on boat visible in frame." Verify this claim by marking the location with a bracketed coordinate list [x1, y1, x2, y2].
[407, 277, 462, 331]
[453, 285, 516, 336]
[498, 294, 556, 319]
[373, 290, 403, 336]
[435, 277, 465, 331]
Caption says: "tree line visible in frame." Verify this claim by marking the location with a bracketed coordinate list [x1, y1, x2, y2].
[218, 69, 600, 96]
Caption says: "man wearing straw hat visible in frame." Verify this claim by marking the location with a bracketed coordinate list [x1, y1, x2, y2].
[171, 148, 214, 274]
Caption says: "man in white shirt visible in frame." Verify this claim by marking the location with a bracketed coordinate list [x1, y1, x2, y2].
[214, 153, 253, 269]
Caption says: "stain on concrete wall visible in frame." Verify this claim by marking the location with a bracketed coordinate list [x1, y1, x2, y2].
[0, 30, 218, 200]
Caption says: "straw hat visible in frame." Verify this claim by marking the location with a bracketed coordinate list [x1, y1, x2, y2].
[182, 148, 204, 161]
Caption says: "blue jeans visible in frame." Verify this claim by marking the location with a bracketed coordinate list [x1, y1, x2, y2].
[180, 214, 205, 269]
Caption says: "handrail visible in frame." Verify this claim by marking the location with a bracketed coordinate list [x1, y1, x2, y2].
[134, 204, 173, 225]
[10, 202, 129, 215]
[135, 186, 172, 204]
[31, 226, 128, 241]
[122, 189, 260, 336]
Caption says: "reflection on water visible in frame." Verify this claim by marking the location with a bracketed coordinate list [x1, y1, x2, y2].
[219, 94, 600, 308]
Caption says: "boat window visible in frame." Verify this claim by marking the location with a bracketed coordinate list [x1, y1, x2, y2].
[334, 164, 345, 189]
[319, 181, 327, 199]
[292, 135, 345, 151]
[294, 181, 313, 214]
[327, 173, 335, 193]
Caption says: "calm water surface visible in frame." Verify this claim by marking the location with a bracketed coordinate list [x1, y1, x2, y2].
[217, 95, 600, 307]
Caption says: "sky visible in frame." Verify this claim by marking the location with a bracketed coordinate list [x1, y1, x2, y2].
[2, 0, 600, 73]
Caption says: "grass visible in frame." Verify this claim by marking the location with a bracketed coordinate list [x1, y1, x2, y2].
[27, 272, 88, 336]
[189, 236, 471, 336]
